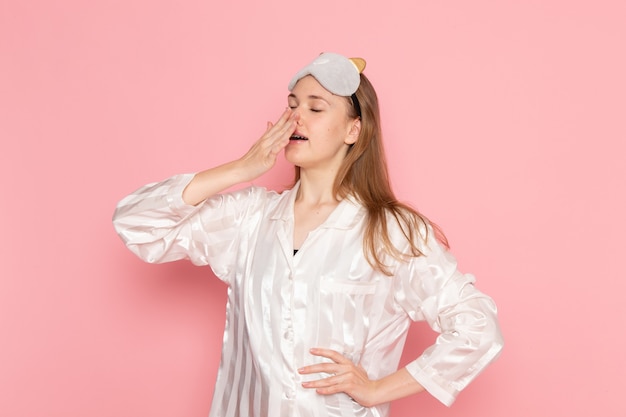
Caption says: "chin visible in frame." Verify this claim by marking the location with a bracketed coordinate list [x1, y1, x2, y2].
[284, 150, 302, 166]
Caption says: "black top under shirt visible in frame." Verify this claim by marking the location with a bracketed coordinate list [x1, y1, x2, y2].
[293, 249, 298, 255]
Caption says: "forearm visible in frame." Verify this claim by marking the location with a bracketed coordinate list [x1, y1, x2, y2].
[183, 108, 297, 205]
[182, 159, 250, 206]
[369, 367, 425, 406]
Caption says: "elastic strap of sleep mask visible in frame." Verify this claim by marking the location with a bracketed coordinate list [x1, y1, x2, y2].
[351, 93, 362, 118]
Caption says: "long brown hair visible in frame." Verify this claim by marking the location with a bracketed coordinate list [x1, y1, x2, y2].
[295, 74, 448, 275]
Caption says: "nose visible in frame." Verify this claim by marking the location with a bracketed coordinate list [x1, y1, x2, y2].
[292, 108, 303, 125]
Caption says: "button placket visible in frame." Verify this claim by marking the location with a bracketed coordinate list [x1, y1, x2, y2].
[281, 268, 298, 401]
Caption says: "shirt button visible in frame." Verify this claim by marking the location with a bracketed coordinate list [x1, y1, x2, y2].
[285, 389, 295, 399]
[284, 329, 293, 341]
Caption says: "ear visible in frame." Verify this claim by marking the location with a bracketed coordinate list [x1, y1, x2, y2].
[345, 117, 361, 145]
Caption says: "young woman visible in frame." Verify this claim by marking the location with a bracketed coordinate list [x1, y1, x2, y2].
[113, 52, 503, 417]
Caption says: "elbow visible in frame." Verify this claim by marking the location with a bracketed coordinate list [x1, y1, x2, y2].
[473, 307, 504, 363]
[453, 300, 504, 360]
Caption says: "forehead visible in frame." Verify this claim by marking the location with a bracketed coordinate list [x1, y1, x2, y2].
[289, 75, 335, 100]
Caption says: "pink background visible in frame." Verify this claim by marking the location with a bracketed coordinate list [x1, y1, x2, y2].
[2, 1, 625, 416]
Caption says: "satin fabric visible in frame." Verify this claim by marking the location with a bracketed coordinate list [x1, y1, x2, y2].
[113, 174, 503, 417]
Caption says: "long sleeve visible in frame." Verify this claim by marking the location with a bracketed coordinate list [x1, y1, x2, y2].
[112, 174, 267, 282]
[393, 231, 504, 406]
[113, 179, 503, 414]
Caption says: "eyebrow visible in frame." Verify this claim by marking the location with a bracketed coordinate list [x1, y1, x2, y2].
[288, 93, 330, 104]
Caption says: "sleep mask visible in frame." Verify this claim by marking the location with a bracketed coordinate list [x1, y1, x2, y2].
[288, 52, 366, 97]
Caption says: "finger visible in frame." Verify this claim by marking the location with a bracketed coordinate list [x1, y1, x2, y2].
[270, 119, 295, 144]
[257, 121, 272, 137]
[261, 112, 295, 145]
[270, 139, 289, 156]
[298, 363, 340, 375]
[301, 375, 340, 389]
[309, 348, 352, 364]
[264, 121, 296, 153]
[276, 120, 297, 142]
[272, 107, 293, 128]
[312, 383, 346, 396]
[273, 114, 295, 134]
[275, 111, 297, 135]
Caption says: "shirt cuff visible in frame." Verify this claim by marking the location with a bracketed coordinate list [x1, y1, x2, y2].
[405, 360, 459, 407]
[165, 173, 200, 215]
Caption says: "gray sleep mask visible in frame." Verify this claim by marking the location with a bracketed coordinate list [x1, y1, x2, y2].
[288, 52, 366, 96]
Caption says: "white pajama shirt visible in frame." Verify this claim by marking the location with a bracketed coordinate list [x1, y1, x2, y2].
[113, 174, 503, 417]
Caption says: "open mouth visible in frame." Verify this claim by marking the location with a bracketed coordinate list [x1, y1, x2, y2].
[290, 134, 308, 141]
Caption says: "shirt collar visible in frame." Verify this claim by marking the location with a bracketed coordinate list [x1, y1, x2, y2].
[269, 181, 365, 230]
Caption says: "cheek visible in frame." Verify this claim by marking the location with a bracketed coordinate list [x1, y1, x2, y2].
[329, 120, 352, 141]
[323, 125, 345, 142]
[326, 114, 352, 136]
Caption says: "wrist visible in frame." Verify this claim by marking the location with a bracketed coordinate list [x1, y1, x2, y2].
[229, 159, 256, 183]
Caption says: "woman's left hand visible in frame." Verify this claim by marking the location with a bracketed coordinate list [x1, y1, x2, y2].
[298, 348, 380, 407]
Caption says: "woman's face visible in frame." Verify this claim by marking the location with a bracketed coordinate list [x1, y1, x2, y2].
[284, 75, 360, 172]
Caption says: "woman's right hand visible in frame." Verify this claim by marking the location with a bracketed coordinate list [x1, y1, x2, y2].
[237, 108, 298, 181]
[182, 108, 298, 206]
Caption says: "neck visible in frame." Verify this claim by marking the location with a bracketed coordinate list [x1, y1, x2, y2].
[296, 169, 339, 205]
